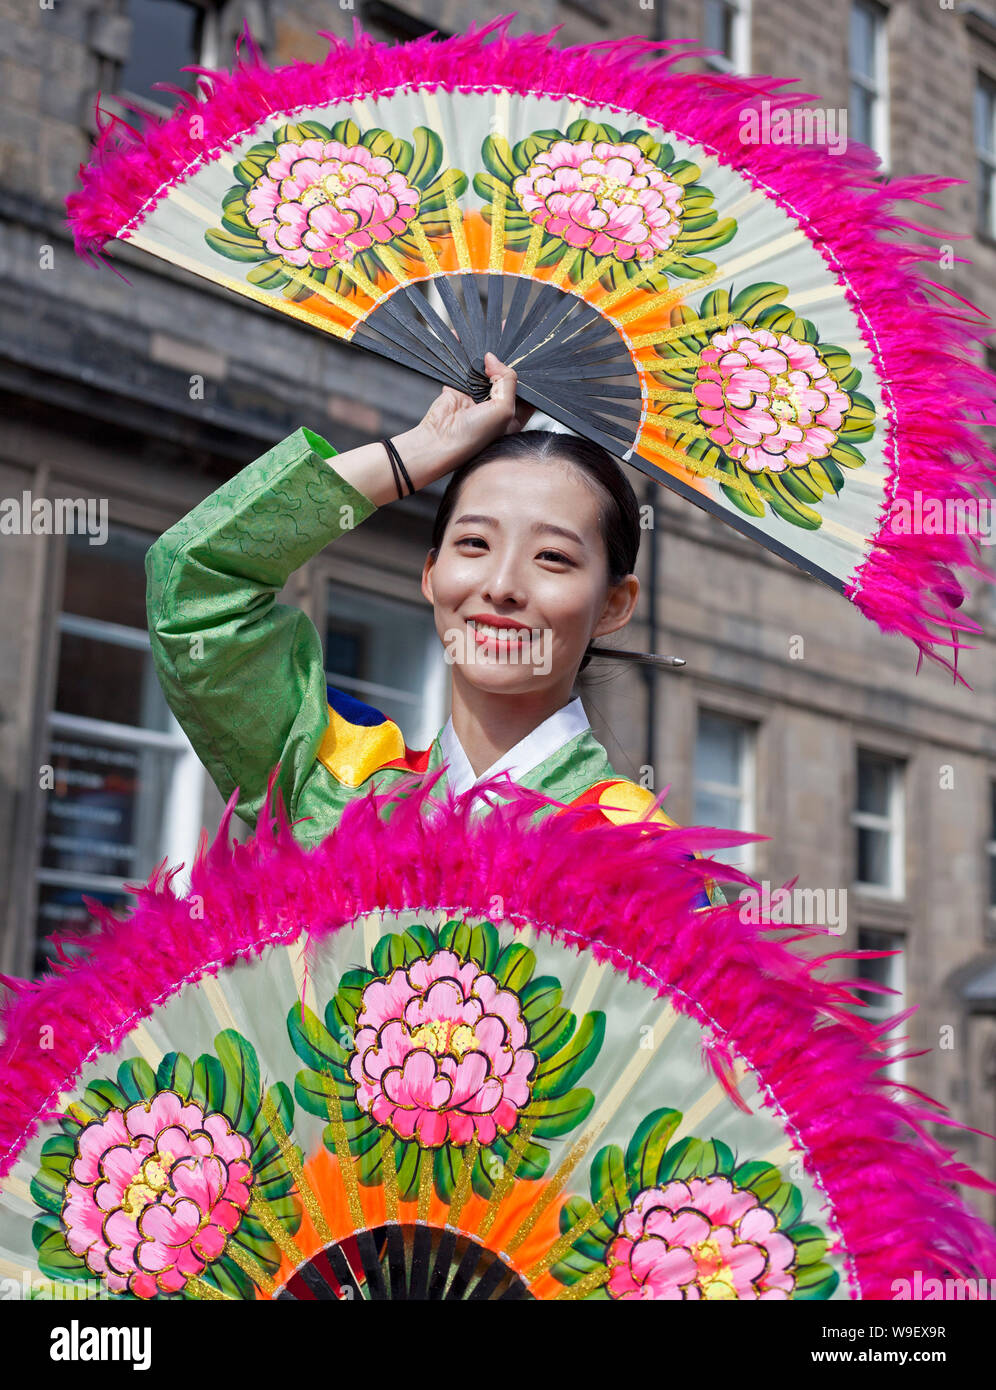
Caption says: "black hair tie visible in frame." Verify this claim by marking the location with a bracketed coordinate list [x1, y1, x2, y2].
[381, 437, 414, 499]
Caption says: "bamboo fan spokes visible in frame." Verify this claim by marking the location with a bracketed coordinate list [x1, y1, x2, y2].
[356, 272, 645, 449]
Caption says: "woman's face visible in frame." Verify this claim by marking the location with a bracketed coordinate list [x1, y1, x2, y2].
[421, 455, 639, 699]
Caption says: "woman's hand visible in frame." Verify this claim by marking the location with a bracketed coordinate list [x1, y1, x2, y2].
[326, 354, 535, 507]
[394, 353, 535, 487]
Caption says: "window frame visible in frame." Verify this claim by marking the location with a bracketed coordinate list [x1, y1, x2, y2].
[702, 0, 753, 75]
[34, 609, 206, 971]
[854, 924, 907, 1085]
[849, 0, 891, 172]
[975, 72, 996, 241]
[692, 707, 758, 875]
[852, 748, 906, 899]
[114, 0, 219, 117]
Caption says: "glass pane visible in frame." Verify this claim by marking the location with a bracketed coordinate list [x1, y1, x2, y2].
[54, 633, 172, 731]
[695, 711, 744, 790]
[64, 523, 154, 629]
[975, 81, 994, 153]
[857, 825, 891, 886]
[854, 927, 901, 1010]
[857, 752, 894, 816]
[850, 3, 875, 79]
[34, 885, 132, 976]
[704, 0, 734, 58]
[849, 84, 874, 146]
[693, 789, 740, 829]
[989, 852, 996, 910]
[326, 584, 440, 749]
[979, 162, 994, 238]
[117, 0, 201, 105]
[39, 736, 173, 880]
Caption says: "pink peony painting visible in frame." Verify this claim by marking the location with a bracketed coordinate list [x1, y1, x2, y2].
[348, 949, 537, 1148]
[62, 1091, 252, 1298]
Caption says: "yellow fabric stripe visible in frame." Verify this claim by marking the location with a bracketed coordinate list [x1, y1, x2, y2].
[315, 703, 406, 788]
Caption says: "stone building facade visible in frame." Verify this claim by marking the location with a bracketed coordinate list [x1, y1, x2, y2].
[1, 0, 995, 1222]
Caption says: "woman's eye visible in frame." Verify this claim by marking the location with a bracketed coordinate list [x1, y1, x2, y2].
[538, 549, 573, 565]
[456, 536, 488, 549]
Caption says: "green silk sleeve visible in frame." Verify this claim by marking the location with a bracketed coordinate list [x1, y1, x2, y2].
[145, 426, 377, 832]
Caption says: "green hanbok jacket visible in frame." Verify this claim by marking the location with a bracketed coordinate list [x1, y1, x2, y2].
[144, 426, 723, 904]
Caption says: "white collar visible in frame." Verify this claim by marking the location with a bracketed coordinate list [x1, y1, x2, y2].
[439, 696, 590, 796]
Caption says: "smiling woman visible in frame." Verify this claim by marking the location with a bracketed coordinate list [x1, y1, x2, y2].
[144, 353, 702, 865]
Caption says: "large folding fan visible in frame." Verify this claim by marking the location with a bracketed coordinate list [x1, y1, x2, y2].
[2, 778, 996, 1302]
[65, 16, 996, 674]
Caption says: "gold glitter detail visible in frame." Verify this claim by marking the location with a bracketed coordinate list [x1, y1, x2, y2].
[638, 433, 761, 500]
[408, 220, 444, 276]
[443, 183, 472, 271]
[380, 1132, 400, 1223]
[573, 254, 613, 299]
[488, 183, 507, 274]
[260, 1092, 333, 1245]
[185, 1275, 233, 1301]
[126, 231, 356, 341]
[595, 248, 681, 311]
[376, 242, 412, 289]
[552, 1265, 612, 1300]
[506, 1127, 602, 1254]
[646, 386, 697, 404]
[519, 222, 546, 280]
[249, 1191, 306, 1270]
[526, 1192, 614, 1281]
[321, 1071, 365, 1231]
[548, 248, 582, 291]
[284, 264, 366, 318]
[631, 310, 740, 349]
[476, 1116, 537, 1240]
[416, 1149, 434, 1224]
[331, 254, 384, 304]
[446, 1137, 479, 1228]
[225, 1238, 276, 1296]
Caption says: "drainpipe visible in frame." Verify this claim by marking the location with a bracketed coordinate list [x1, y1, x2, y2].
[642, 479, 660, 777]
[643, 0, 667, 778]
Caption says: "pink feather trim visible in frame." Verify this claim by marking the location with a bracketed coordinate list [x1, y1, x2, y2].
[63, 15, 996, 680]
[2, 768, 995, 1299]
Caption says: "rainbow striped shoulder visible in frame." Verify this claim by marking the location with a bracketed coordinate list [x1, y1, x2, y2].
[315, 686, 431, 788]
[566, 779, 724, 908]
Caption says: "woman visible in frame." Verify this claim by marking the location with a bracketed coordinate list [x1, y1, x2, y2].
[145, 352, 719, 897]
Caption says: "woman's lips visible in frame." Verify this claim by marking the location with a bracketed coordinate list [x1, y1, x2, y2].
[467, 618, 535, 648]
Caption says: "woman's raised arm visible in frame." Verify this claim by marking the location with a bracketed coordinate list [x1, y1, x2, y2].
[145, 355, 529, 834]
[145, 426, 381, 833]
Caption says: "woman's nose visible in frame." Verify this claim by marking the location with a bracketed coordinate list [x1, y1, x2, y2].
[480, 552, 527, 608]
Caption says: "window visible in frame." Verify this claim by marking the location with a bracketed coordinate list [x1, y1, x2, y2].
[849, 0, 890, 168]
[35, 525, 205, 976]
[360, 1, 451, 43]
[703, 0, 752, 75]
[853, 926, 906, 1083]
[326, 583, 447, 751]
[116, 0, 228, 111]
[852, 750, 905, 896]
[976, 75, 996, 240]
[693, 710, 756, 873]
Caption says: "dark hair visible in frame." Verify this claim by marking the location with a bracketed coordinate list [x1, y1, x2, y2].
[429, 430, 641, 671]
